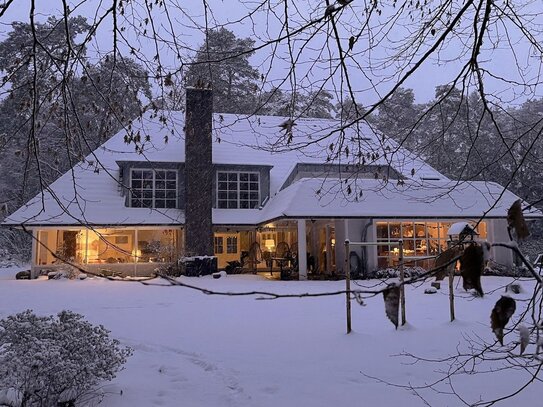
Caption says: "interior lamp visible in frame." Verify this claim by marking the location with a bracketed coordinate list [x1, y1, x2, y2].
[264, 239, 275, 251]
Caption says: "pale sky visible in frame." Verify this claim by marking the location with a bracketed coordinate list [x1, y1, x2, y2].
[1, 0, 541, 106]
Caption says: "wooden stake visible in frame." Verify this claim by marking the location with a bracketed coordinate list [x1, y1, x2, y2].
[399, 239, 406, 326]
[449, 265, 455, 322]
[345, 240, 352, 334]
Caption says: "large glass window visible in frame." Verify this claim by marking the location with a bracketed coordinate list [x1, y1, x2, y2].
[137, 229, 179, 263]
[376, 221, 487, 269]
[131, 169, 177, 209]
[36, 228, 181, 265]
[217, 171, 259, 209]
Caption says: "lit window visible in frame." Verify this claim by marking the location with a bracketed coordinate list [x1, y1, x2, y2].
[376, 221, 486, 269]
[131, 169, 177, 209]
[217, 171, 260, 209]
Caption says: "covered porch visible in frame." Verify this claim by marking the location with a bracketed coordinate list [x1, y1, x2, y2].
[213, 219, 341, 279]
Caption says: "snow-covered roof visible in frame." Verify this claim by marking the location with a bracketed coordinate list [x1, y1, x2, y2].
[4, 111, 534, 227]
[258, 178, 543, 221]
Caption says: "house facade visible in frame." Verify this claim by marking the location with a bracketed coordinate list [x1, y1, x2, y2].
[3, 88, 540, 279]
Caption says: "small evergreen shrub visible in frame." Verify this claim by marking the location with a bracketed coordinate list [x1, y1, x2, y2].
[0, 310, 132, 406]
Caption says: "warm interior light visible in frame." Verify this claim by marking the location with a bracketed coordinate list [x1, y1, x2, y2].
[331, 238, 336, 246]
[264, 239, 275, 251]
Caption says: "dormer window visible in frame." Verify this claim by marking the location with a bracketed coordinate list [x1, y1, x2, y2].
[217, 171, 260, 209]
[130, 169, 177, 208]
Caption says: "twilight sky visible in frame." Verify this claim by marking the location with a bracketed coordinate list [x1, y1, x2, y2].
[1, 0, 541, 106]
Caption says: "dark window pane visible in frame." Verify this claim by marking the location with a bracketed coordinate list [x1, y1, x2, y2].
[166, 200, 177, 208]
[143, 180, 153, 189]
[228, 182, 237, 190]
[166, 181, 176, 189]
[377, 245, 390, 256]
[228, 200, 238, 209]
[218, 182, 227, 190]
[249, 173, 258, 182]
[155, 200, 166, 208]
[240, 201, 249, 209]
[250, 182, 259, 191]
[132, 191, 141, 198]
[156, 180, 165, 189]
[166, 190, 176, 198]
[143, 190, 153, 198]
[250, 192, 258, 200]
[218, 173, 227, 181]
[228, 191, 237, 199]
[132, 180, 142, 188]
[240, 192, 249, 200]
[156, 171, 166, 180]
[155, 190, 165, 198]
[218, 201, 228, 209]
[240, 182, 249, 190]
[132, 170, 142, 179]
[376, 223, 388, 239]
[240, 173, 248, 181]
[143, 199, 153, 208]
[143, 171, 153, 180]
[249, 201, 259, 209]
[218, 192, 227, 200]
[167, 171, 177, 180]
[131, 199, 141, 207]
[228, 173, 237, 181]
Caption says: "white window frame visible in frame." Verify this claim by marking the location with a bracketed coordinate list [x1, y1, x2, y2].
[226, 236, 238, 254]
[216, 171, 260, 209]
[214, 236, 224, 254]
[130, 168, 178, 209]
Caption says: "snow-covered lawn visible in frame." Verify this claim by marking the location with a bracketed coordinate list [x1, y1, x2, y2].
[0, 269, 540, 406]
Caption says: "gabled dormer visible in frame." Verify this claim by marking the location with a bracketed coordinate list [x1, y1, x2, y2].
[213, 164, 272, 209]
[116, 161, 185, 209]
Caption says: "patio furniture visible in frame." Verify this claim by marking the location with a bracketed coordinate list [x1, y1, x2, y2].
[274, 241, 292, 279]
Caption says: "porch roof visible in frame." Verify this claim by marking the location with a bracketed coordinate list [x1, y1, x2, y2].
[4, 177, 541, 228]
[258, 178, 543, 221]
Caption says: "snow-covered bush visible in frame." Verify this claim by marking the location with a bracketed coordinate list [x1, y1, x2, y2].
[0, 310, 132, 406]
[47, 264, 81, 280]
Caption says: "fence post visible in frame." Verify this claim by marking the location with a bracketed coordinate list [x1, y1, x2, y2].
[344, 239, 351, 334]
[449, 265, 455, 322]
[398, 239, 406, 326]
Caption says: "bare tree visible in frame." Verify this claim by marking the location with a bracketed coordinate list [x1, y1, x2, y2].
[1, 1, 543, 405]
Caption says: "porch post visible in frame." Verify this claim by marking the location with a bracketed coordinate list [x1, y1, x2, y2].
[297, 219, 307, 280]
[134, 228, 138, 277]
[325, 224, 332, 274]
[31, 229, 38, 279]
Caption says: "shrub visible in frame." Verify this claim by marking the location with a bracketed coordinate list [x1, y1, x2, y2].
[0, 310, 132, 406]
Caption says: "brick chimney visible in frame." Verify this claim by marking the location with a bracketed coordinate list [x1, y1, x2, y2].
[184, 87, 214, 256]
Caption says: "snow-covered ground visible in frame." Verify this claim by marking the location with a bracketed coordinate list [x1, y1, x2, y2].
[0, 269, 541, 406]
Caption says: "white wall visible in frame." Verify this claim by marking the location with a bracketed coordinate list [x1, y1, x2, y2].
[488, 219, 513, 267]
